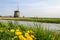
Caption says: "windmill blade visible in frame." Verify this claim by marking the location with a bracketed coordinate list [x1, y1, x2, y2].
[17, 4, 19, 11]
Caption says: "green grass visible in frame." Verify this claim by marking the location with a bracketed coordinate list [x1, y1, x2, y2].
[1, 17, 60, 23]
[0, 22, 60, 40]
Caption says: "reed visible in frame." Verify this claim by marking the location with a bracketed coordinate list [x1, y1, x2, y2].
[0, 22, 59, 40]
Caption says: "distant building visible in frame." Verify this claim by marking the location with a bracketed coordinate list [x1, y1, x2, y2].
[0, 16, 13, 18]
[14, 10, 20, 18]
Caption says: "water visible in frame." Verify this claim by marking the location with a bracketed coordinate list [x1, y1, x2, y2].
[0, 20, 60, 30]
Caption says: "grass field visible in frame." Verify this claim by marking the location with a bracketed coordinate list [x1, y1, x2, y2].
[0, 17, 60, 23]
[0, 22, 60, 40]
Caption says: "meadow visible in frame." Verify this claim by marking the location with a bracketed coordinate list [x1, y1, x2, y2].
[0, 17, 60, 23]
[0, 22, 60, 40]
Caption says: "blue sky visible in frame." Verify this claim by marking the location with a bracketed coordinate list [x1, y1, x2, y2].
[0, 0, 60, 18]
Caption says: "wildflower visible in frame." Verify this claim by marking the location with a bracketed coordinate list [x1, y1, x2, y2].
[31, 35, 36, 40]
[29, 31, 34, 35]
[25, 32, 30, 37]
[19, 35, 26, 40]
[27, 30, 34, 35]
[27, 31, 30, 33]
[16, 29, 20, 32]
[31, 35, 34, 38]
[10, 29, 15, 33]
[15, 31, 22, 35]
[27, 37, 33, 40]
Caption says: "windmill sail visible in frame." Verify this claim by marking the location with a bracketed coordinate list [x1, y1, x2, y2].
[14, 5, 20, 18]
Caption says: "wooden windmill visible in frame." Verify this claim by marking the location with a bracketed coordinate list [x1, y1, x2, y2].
[14, 4, 20, 18]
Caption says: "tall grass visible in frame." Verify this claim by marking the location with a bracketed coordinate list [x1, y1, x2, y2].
[0, 22, 60, 40]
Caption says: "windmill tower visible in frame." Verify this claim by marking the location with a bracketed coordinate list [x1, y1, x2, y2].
[14, 5, 20, 18]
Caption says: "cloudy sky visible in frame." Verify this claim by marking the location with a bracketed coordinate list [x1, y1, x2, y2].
[0, 0, 60, 18]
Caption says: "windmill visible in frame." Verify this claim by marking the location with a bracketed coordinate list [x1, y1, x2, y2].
[14, 2, 20, 18]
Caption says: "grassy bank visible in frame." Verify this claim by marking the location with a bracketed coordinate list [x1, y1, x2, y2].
[0, 22, 60, 40]
[0, 17, 60, 23]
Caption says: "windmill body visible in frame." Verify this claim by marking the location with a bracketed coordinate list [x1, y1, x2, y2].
[14, 10, 20, 18]
[14, 1, 20, 18]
